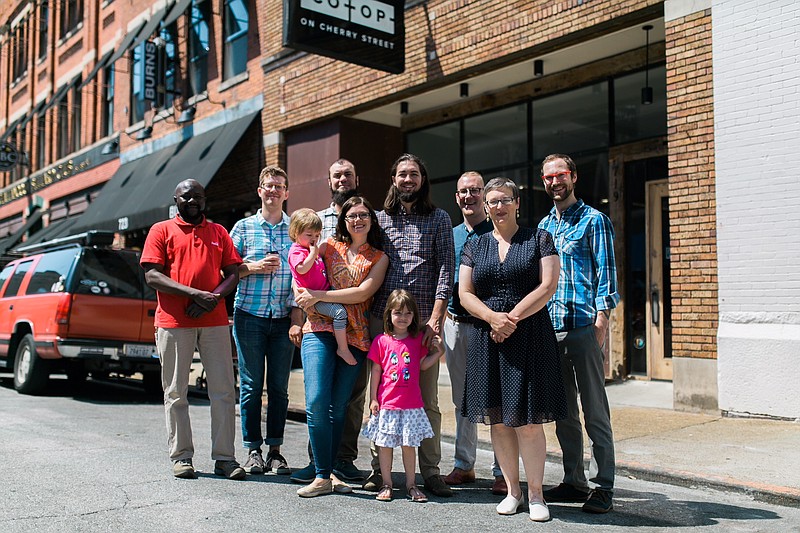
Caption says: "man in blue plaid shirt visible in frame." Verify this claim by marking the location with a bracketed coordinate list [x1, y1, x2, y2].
[538, 154, 619, 514]
[230, 165, 304, 477]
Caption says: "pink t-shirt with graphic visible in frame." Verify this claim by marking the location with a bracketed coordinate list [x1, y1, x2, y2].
[367, 333, 428, 410]
[288, 243, 330, 290]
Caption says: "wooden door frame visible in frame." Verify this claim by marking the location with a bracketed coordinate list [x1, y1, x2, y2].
[646, 179, 672, 380]
[607, 138, 667, 380]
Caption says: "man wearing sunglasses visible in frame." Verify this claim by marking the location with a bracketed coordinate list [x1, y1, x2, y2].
[538, 154, 620, 514]
[229, 166, 304, 478]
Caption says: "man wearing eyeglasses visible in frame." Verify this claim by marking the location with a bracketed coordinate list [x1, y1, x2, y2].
[229, 165, 304, 477]
[537, 154, 620, 514]
[141, 179, 245, 480]
[441, 171, 506, 495]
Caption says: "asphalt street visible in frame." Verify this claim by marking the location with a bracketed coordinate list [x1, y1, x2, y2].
[1, 375, 798, 533]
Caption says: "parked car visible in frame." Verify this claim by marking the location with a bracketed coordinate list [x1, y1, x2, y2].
[0, 231, 159, 394]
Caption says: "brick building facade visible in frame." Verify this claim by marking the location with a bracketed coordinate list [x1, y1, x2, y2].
[2, 0, 797, 417]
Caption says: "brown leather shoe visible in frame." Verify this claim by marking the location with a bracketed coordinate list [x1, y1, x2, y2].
[443, 467, 476, 485]
[491, 475, 508, 495]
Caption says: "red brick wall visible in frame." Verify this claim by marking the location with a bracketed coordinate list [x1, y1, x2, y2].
[665, 9, 718, 360]
[259, 0, 663, 156]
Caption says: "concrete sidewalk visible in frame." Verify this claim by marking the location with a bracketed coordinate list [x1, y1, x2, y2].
[285, 364, 800, 507]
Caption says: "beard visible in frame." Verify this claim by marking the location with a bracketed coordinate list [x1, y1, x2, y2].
[332, 188, 358, 207]
[398, 189, 420, 204]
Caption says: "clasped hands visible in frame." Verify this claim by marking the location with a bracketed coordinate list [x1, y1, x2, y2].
[186, 291, 221, 319]
[489, 311, 519, 343]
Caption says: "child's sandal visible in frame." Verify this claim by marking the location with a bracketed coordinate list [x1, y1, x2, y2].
[376, 485, 393, 502]
[407, 485, 428, 503]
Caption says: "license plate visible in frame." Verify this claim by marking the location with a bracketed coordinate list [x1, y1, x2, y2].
[124, 344, 157, 358]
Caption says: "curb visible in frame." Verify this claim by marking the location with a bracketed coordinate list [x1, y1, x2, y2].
[287, 405, 800, 509]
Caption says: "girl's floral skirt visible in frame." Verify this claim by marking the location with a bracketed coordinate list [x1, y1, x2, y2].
[362, 407, 434, 448]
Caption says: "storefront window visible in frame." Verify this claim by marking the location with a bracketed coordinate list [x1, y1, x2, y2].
[532, 82, 609, 161]
[407, 121, 460, 181]
[614, 65, 667, 144]
[464, 103, 528, 171]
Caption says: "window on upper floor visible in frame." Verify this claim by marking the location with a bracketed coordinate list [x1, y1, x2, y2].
[223, 0, 248, 80]
[12, 17, 29, 81]
[57, 97, 69, 159]
[38, 2, 48, 60]
[160, 22, 179, 110]
[71, 79, 82, 151]
[59, 0, 84, 39]
[188, 0, 211, 97]
[130, 45, 147, 125]
[36, 114, 46, 169]
[102, 66, 114, 136]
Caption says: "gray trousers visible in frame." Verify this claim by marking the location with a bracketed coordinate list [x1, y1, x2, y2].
[443, 316, 501, 476]
[554, 324, 615, 492]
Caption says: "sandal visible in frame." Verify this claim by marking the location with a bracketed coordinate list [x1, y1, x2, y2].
[407, 485, 428, 503]
[376, 485, 393, 502]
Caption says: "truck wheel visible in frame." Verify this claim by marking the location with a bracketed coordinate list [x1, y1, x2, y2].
[13, 334, 49, 395]
[142, 371, 163, 397]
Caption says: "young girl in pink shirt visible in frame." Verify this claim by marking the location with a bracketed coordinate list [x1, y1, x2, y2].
[362, 289, 443, 503]
[288, 209, 355, 365]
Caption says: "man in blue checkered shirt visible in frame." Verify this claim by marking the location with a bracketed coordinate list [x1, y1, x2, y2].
[538, 154, 620, 514]
[230, 165, 304, 477]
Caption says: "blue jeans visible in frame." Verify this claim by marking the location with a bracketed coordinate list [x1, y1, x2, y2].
[233, 309, 294, 450]
[301, 331, 365, 479]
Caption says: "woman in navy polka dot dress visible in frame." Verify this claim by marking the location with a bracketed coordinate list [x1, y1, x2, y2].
[459, 177, 568, 522]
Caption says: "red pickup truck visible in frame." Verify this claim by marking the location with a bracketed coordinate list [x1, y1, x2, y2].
[0, 231, 160, 394]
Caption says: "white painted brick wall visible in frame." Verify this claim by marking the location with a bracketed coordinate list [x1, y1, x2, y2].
[713, 0, 800, 418]
[713, 0, 800, 319]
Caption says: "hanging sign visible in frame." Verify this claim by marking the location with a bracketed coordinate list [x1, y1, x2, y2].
[284, 0, 405, 74]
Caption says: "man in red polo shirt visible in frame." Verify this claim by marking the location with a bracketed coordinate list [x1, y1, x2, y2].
[141, 179, 245, 480]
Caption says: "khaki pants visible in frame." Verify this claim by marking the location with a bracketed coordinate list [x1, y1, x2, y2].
[157, 326, 237, 462]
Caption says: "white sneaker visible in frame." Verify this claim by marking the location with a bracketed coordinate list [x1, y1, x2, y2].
[496, 492, 525, 515]
[529, 500, 550, 522]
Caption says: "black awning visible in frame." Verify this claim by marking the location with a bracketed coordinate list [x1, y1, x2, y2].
[131, 6, 169, 50]
[78, 50, 115, 91]
[17, 99, 48, 129]
[72, 111, 259, 233]
[106, 20, 147, 66]
[39, 75, 80, 116]
[163, 0, 192, 27]
[0, 207, 44, 257]
[11, 215, 83, 253]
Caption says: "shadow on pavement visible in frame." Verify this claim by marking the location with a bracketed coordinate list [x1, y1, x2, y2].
[549, 487, 781, 527]
[0, 374, 208, 406]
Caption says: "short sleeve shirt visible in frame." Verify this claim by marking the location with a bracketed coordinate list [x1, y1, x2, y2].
[367, 333, 428, 410]
[140, 216, 241, 328]
[288, 243, 329, 291]
[303, 239, 385, 352]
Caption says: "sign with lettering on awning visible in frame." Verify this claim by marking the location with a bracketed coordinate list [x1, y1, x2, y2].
[284, 0, 405, 74]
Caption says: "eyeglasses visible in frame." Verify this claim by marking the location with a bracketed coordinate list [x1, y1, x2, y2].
[457, 187, 483, 197]
[485, 197, 516, 209]
[344, 212, 371, 222]
[541, 170, 572, 182]
[259, 183, 287, 191]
